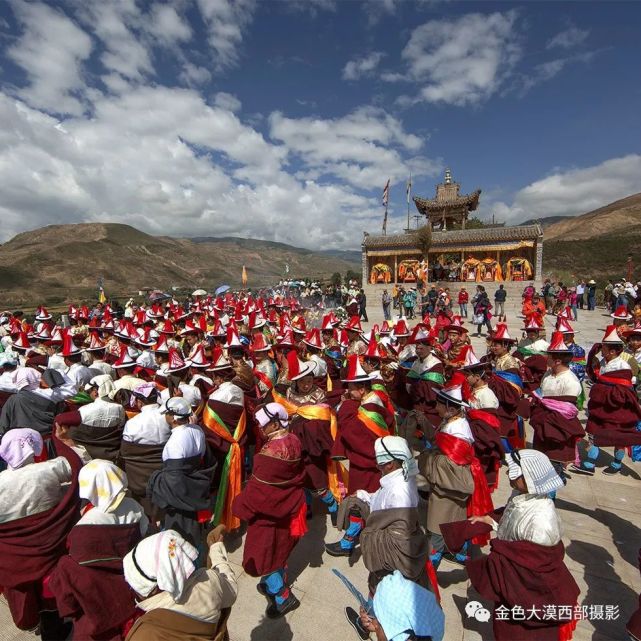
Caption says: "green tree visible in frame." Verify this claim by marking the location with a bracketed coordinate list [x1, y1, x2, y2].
[330, 272, 342, 287]
[413, 224, 432, 259]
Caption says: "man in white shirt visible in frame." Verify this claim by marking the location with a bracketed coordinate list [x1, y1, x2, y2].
[122, 383, 171, 445]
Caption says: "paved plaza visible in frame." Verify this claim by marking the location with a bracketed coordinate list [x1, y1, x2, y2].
[1, 301, 639, 641]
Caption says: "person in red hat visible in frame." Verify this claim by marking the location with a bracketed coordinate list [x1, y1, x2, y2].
[112, 344, 145, 397]
[442, 316, 470, 372]
[406, 324, 445, 436]
[528, 332, 584, 492]
[283, 351, 340, 524]
[325, 355, 394, 557]
[571, 325, 641, 476]
[60, 331, 92, 392]
[301, 328, 328, 389]
[514, 315, 549, 393]
[344, 316, 366, 357]
[418, 377, 493, 568]
[249, 332, 277, 400]
[487, 324, 525, 451]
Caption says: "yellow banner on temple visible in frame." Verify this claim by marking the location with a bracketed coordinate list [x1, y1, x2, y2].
[241, 265, 248, 287]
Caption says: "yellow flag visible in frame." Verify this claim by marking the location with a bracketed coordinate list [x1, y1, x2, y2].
[98, 287, 106, 304]
[241, 265, 248, 287]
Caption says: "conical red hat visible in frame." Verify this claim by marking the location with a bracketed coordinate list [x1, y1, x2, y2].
[602, 324, 623, 344]
[151, 333, 170, 353]
[86, 331, 106, 351]
[209, 320, 226, 337]
[393, 319, 410, 337]
[48, 326, 63, 345]
[160, 319, 175, 335]
[344, 315, 362, 333]
[557, 306, 573, 320]
[341, 354, 371, 383]
[233, 303, 245, 323]
[33, 323, 52, 341]
[188, 343, 210, 368]
[303, 327, 324, 350]
[248, 312, 266, 330]
[292, 316, 306, 334]
[35, 307, 52, 321]
[197, 315, 207, 332]
[421, 314, 432, 329]
[275, 327, 296, 348]
[286, 350, 314, 381]
[208, 346, 232, 372]
[113, 342, 136, 368]
[524, 313, 544, 330]
[136, 326, 155, 347]
[60, 330, 81, 357]
[491, 323, 515, 342]
[379, 320, 391, 335]
[251, 332, 272, 352]
[101, 318, 115, 333]
[546, 331, 572, 353]
[444, 315, 468, 333]
[338, 329, 349, 347]
[410, 323, 432, 344]
[438, 371, 471, 405]
[68, 305, 78, 321]
[13, 330, 32, 350]
[79, 306, 90, 320]
[267, 309, 279, 324]
[9, 318, 22, 335]
[460, 346, 484, 369]
[225, 327, 243, 348]
[556, 318, 575, 334]
[166, 347, 188, 372]
[611, 305, 632, 320]
[134, 309, 147, 326]
[321, 314, 336, 331]
[180, 319, 200, 336]
[102, 309, 113, 323]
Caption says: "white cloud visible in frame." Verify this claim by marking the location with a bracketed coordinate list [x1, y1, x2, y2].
[269, 106, 431, 190]
[519, 51, 596, 93]
[214, 92, 242, 112]
[147, 4, 192, 44]
[180, 63, 212, 86]
[196, 0, 256, 70]
[7, 2, 92, 115]
[490, 155, 641, 224]
[0, 86, 431, 250]
[547, 26, 589, 50]
[343, 52, 385, 80]
[393, 11, 521, 106]
[79, 1, 154, 81]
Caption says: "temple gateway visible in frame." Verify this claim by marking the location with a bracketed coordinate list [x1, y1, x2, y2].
[362, 170, 543, 285]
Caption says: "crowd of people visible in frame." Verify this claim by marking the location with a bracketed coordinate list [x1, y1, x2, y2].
[0, 283, 640, 641]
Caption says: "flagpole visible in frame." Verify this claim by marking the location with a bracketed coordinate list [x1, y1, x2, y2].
[406, 171, 411, 232]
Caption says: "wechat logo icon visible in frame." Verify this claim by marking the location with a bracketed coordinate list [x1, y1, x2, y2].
[465, 600, 491, 623]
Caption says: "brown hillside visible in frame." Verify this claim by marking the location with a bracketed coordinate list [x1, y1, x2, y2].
[544, 192, 641, 241]
[0, 223, 359, 307]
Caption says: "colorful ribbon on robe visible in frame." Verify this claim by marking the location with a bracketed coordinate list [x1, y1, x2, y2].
[271, 388, 301, 416]
[253, 368, 275, 398]
[203, 404, 247, 530]
[493, 370, 524, 393]
[435, 431, 493, 545]
[531, 391, 579, 420]
[597, 374, 634, 387]
[371, 382, 397, 434]
[357, 406, 390, 438]
[406, 370, 445, 384]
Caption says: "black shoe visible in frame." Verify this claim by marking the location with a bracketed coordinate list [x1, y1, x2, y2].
[325, 540, 354, 557]
[442, 552, 468, 567]
[330, 509, 338, 528]
[567, 463, 595, 476]
[257, 582, 271, 598]
[266, 592, 300, 618]
[602, 466, 621, 476]
[345, 606, 370, 640]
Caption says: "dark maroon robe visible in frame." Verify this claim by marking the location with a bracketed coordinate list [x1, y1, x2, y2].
[586, 370, 641, 447]
[0, 439, 82, 629]
[488, 373, 521, 439]
[530, 396, 585, 461]
[332, 399, 391, 493]
[515, 353, 549, 394]
[289, 412, 334, 490]
[389, 368, 412, 411]
[407, 362, 444, 431]
[232, 432, 306, 576]
[467, 408, 504, 491]
[467, 538, 580, 641]
[49, 523, 140, 641]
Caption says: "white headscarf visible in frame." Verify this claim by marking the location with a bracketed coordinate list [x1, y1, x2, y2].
[440, 416, 474, 444]
[87, 374, 115, 400]
[123, 530, 198, 600]
[14, 367, 41, 391]
[506, 449, 564, 495]
[0, 428, 43, 470]
[78, 459, 127, 512]
[375, 435, 418, 481]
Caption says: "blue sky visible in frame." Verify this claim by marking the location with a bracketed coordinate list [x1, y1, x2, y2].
[0, 0, 639, 249]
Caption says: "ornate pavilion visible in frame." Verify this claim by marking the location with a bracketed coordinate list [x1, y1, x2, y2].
[362, 170, 543, 285]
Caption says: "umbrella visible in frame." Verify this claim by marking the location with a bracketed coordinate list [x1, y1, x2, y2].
[215, 285, 230, 296]
[148, 290, 171, 302]
[192, 289, 207, 296]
